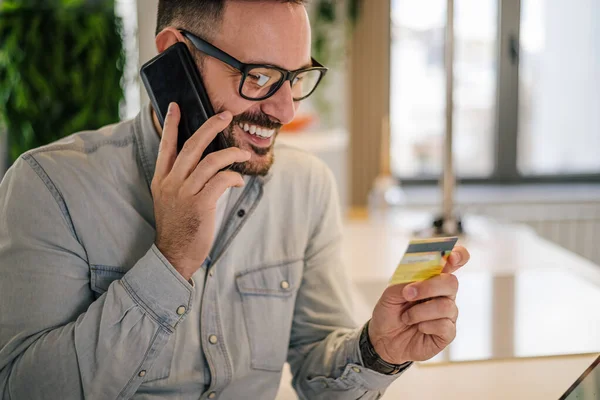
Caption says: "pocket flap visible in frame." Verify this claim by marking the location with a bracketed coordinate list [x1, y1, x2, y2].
[236, 261, 302, 297]
[90, 265, 126, 294]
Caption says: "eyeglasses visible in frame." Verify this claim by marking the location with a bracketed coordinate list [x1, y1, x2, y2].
[180, 30, 328, 102]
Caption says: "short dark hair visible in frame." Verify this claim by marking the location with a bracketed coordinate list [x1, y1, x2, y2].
[156, 0, 308, 38]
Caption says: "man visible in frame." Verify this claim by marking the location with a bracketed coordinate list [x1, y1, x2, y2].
[0, 1, 470, 399]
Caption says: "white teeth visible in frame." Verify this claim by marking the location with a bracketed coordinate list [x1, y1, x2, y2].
[239, 123, 276, 139]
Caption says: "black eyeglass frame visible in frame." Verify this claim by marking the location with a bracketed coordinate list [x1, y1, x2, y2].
[180, 29, 328, 101]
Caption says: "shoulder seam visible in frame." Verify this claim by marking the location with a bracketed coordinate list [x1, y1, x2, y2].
[21, 154, 84, 246]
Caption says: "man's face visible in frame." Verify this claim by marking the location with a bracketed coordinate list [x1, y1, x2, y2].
[196, 1, 311, 176]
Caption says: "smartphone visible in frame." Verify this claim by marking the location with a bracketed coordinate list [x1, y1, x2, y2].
[140, 42, 229, 157]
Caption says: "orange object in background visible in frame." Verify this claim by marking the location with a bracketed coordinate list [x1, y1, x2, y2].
[281, 113, 316, 133]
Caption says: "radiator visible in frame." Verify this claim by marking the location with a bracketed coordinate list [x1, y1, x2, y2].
[460, 201, 600, 267]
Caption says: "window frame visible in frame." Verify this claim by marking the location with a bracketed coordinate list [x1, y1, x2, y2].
[391, 0, 600, 185]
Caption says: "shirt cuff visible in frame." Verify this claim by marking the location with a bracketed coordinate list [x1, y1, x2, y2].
[121, 244, 194, 331]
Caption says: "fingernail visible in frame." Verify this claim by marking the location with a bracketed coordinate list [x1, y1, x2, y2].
[167, 103, 174, 115]
[219, 111, 232, 120]
[243, 150, 251, 158]
[405, 286, 417, 300]
[451, 251, 462, 264]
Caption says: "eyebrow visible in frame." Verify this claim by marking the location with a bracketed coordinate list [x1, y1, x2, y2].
[247, 60, 313, 71]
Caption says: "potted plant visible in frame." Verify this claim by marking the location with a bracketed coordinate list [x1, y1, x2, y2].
[0, 0, 125, 165]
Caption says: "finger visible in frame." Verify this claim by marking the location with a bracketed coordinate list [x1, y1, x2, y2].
[403, 273, 459, 302]
[418, 318, 456, 344]
[443, 245, 470, 274]
[171, 111, 234, 181]
[183, 147, 251, 195]
[154, 102, 180, 180]
[402, 297, 458, 326]
[198, 170, 246, 204]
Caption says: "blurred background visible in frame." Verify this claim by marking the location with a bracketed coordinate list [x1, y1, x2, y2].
[1, 1, 599, 398]
[3, 0, 599, 266]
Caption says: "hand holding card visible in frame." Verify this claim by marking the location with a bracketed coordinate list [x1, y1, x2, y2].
[368, 242, 470, 366]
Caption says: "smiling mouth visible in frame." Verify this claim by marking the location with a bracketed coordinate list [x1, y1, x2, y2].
[236, 122, 276, 149]
[238, 123, 276, 139]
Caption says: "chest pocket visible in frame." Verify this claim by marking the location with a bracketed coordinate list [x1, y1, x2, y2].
[90, 265, 176, 383]
[236, 260, 303, 372]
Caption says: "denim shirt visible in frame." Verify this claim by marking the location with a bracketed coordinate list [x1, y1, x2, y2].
[0, 106, 404, 399]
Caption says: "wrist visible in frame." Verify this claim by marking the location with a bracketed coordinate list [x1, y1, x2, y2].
[154, 243, 197, 281]
[359, 320, 412, 375]
[368, 323, 409, 365]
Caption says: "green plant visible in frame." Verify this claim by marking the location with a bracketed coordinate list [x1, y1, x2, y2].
[0, 0, 125, 164]
[311, 0, 361, 66]
[308, 0, 361, 128]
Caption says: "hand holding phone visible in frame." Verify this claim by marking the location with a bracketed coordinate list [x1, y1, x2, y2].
[151, 103, 251, 280]
[140, 41, 248, 279]
[140, 41, 228, 157]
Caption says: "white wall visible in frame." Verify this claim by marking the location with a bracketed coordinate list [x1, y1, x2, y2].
[137, 0, 159, 107]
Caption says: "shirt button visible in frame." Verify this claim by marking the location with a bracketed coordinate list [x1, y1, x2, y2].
[280, 280, 290, 290]
[209, 335, 218, 345]
[138, 370, 146, 377]
[237, 209, 246, 218]
[176, 306, 186, 315]
[352, 366, 361, 373]
[208, 392, 217, 399]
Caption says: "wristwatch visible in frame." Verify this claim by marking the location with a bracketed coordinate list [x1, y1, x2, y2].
[359, 320, 412, 375]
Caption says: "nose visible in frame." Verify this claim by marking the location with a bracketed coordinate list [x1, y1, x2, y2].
[260, 81, 297, 125]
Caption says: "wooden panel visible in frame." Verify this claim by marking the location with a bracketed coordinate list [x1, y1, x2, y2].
[348, 0, 391, 207]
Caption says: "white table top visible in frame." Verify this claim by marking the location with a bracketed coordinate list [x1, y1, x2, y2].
[277, 211, 600, 399]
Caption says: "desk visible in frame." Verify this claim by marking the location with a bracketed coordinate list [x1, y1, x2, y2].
[276, 212, 600, 399]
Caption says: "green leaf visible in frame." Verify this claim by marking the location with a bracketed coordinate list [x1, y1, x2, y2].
[317, 0, 336, 23]
[0, 2, 124, 164]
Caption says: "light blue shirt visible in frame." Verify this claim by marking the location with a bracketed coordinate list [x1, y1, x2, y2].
[0, 106, 404, 399]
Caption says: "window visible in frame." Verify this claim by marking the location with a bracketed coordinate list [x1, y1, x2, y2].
[518, 0, 600, 175]
[115, 0, 141, 120]
[390, 0, 600, 182]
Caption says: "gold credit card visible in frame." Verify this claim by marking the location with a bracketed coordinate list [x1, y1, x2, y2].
[389, 237, 459, 286]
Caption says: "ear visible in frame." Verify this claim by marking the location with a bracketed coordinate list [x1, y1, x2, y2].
[155, 27, 186, 53]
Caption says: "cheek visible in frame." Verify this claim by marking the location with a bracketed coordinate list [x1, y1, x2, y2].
[201, 61, 252, 114]
[209, 82, 255, 116]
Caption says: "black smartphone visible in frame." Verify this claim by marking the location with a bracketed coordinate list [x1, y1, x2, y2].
[139, 42, 229, 157]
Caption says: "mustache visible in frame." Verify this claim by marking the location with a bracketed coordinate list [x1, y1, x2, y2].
[231, 111, 283, 130]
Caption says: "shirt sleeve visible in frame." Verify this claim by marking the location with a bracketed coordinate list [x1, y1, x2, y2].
[287, 162, 408, 399]
[0, 157, 193, 400]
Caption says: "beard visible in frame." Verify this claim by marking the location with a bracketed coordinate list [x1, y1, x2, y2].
[223, 110, 282, 176]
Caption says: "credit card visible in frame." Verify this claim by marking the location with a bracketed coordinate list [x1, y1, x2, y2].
[388, 237, 459, 286]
